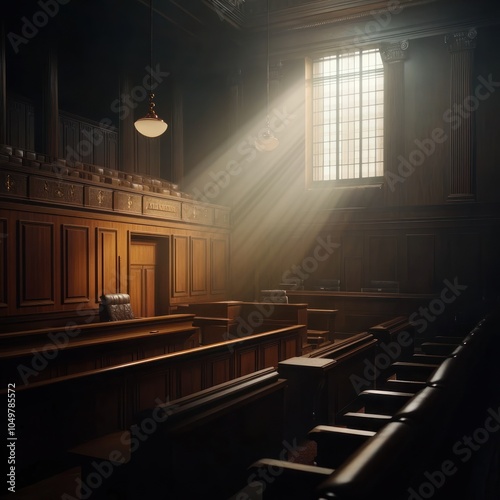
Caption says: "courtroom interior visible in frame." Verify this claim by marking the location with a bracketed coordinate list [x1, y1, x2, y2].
[1, 0, 500, 499]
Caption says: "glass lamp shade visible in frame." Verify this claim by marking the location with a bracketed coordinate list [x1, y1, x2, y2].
[255, 129, 279, 152]
[134, 116, 168, 137]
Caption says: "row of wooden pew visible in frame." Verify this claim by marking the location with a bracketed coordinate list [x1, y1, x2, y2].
[236, 307, 500, 499]
[0, 312, 379, 500]
[1, 323, 304, 499]
[4, 309, 498, 499]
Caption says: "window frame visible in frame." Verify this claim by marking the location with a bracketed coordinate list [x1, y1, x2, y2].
[305, 48, 385, 190]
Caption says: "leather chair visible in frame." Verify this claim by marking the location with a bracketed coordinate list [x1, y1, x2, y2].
[99, 293, 135, 321]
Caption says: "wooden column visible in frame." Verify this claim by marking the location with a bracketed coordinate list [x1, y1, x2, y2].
[0, 21, 7, 145]
[43, 46, 59, 159]
[445, 29, 477, 202]
[380, 40, 408, 204]
[119, 75, 135, 173]
[171, 79, 183, 185]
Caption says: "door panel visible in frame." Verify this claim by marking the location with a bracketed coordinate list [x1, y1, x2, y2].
[130, 241, 157, 317]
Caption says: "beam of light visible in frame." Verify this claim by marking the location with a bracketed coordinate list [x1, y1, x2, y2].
[183, 71, 357, 299]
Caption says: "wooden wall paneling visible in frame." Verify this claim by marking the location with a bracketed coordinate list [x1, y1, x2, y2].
[344, 257, 362, 292]
[135, 134, 161, 178]
[205, 354, 232, 388]
[480, 227, 500, 297]
[79, 123, 94, 164]
[211, 237, 229, 294]
[283, 335, 300, 359]
[134, 367, 169, 416]
[129, 240, 157, 317]
[92, 128, 106, 167]
[106, 129, 118, 170]
[172, 235, 189, 298]
[65, 349, 101, 376]
[142, 265, 156, 316]
[261, 341, 280, 369]
[304, 231, 342, 287]
[152, 236, 170, 315]
[176, 362, 203, 398]
[62, 224, 90, 303]
[102, 347, 136, 368]
[128, 265, 144, 316]
[96, 227, 119, 300]
[18, 220, 55, 306]
[191, 236, 209, 295]
[142, 265, 156, 317]
[0, 218, 6, 307]
[7, 99, 35, 150]
[343, 232, 363, 291]
[366, 234, 398, 284]
[236, 347, 258, 377]
[446, 232, 482, 293]
[59, 114, 78, 161]
[91, 377, 128, 437]
[405, 233, 435, 293]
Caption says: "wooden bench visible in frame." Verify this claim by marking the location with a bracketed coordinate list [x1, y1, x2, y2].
[242, 459, 334, 500]
[0, 325, 303, 495]
[336, 389, 416, 431]
[367, 316, 416, 385]
[308, 426, 375, 469]
[70, 368, 288, 500]
[278, 333, 378, 441]
[229, 309, 500, 499]
[0, 314, 200, 386]
[314, 311, 500, 500]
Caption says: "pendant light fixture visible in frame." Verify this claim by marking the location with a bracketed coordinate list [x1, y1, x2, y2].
[134, 0, 168, 138]
[255, 0, 279, 152]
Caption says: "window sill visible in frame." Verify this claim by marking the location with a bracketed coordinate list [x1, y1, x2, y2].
[307, 177, 384, 190]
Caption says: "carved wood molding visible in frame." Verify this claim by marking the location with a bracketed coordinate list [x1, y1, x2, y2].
[0, 160, 231, 228]
[380, 40, 409, 64]
[445, 28, 477, 202]
[445, 28, 477, 53]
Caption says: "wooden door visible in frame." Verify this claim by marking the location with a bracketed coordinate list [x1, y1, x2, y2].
[130, 241, 156, 317]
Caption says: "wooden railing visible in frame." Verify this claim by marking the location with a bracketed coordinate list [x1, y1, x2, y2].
[0, 314, 199, 386]
[0, 324, 303, 488]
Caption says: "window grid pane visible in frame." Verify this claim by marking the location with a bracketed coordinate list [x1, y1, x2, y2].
[312, 49, 384, 182]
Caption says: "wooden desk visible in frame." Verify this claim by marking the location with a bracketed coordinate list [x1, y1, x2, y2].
[177, 301, 309, 348]
[287, 291, 437, 333]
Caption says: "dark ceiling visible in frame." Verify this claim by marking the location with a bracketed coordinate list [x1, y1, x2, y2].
[3, 0, 499, 123]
